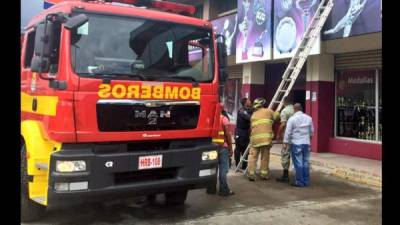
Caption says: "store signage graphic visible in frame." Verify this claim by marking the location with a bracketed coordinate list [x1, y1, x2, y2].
[236, 0, 272, 63]
[273, 0, 320, 59]
[212, 14, 238, 56]
[323, 0, 382, 40]
[44, 0, 63, 9]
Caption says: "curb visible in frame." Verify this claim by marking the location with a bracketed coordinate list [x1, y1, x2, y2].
[269, 153, 381, 188]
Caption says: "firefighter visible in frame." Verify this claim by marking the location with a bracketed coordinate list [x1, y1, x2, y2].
[247, 98, 279, 181]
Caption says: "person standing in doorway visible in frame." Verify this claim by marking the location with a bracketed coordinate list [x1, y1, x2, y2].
[234, 98, 252, 170]
[247, 98, 279, 181]
[276, 98, 294, 183]
[283, 103, 314, 187]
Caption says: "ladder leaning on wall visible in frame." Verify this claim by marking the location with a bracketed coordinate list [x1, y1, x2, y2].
[234, 0, 335, 174]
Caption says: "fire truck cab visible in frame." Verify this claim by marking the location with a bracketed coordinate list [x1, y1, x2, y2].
[21, 0, 228, 221]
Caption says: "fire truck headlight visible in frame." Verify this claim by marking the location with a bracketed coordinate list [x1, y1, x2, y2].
[202, 151, 218, 161]
[56, 160, 86, 172]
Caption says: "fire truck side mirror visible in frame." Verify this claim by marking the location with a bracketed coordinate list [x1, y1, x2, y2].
[31, 21, 55, 74]
[64, 14, 89, 30]
[216, 34, 228, 84]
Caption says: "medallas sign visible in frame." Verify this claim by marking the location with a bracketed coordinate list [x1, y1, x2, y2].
[348, 77, 374, 84]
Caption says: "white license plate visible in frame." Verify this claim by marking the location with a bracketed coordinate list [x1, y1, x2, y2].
[138, 155, 163, 170]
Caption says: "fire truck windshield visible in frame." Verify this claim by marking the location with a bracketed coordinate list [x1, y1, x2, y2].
[70, 13, 214, 83]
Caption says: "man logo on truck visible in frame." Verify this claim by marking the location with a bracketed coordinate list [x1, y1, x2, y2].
[135, 110, 171, 125]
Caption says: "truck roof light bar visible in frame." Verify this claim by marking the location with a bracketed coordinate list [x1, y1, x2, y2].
[82, 0, 195, 16]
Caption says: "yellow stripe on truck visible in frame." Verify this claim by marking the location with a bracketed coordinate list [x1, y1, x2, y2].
[21, 92, 58, 116]
[21, 120, 62, 206]
[212, 138, 224, 143]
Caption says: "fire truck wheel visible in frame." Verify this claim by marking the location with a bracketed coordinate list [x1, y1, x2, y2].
[21, 144, 46, 222]
[147, 194, 156, 203]
[165, 190, 188, 205]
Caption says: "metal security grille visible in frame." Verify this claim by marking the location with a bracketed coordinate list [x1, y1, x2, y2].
[227, 65, 243, 79]
[335, 50, 381, 70]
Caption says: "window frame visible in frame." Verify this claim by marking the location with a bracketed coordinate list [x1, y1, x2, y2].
[69, 11, 215, 83]
[23, 30, 36, 69]
[334, 69, 381, 143]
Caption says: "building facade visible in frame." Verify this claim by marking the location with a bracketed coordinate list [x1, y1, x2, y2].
[176, 0, 382, 160]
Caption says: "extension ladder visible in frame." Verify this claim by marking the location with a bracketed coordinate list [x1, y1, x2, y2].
[268, 0, 334, 112]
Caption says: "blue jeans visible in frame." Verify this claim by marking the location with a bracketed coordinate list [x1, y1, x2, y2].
[290, 144, 310, 187]
[218, 147, 230, 194]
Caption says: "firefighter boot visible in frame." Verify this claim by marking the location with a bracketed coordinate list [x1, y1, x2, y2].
[276, 169, 289, 183]
[247, 171, 256, 181]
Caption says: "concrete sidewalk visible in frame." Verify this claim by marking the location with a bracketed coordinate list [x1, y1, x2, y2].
[268, 144, 382, 189]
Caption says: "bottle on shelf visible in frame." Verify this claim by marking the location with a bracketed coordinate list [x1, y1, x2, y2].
[372, 126, 376, 140]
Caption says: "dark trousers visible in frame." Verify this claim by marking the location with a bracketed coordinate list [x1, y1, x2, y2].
[234, 135, 249, 169]
[218, 147, 230, 194]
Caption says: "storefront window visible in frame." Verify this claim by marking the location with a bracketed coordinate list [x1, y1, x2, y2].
[336, 69, 381, 141]
[378, 70, 382, 141]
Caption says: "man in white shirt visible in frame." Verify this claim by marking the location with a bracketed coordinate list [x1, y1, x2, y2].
[283, 103, 314, 187]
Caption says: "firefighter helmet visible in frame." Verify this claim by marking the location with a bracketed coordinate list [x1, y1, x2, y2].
[253, 98, 266, 109]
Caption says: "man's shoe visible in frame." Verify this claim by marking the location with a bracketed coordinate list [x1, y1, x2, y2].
[276, 176, 289, 183]
[219, 190, 235, 197]
[248, 177, 256, 182]
[290, 183, 304, 188]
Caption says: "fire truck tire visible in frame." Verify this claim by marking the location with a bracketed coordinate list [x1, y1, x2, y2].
[147, 194, 156, 203]
[21, 144, 46, 222]
[165, 190, 188, 205]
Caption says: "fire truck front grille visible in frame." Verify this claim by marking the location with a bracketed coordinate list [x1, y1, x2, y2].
[96, 100, 200, 132]
[113, 168, 178, 185]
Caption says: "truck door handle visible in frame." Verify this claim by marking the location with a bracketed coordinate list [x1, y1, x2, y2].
[32, 98, 37, 112]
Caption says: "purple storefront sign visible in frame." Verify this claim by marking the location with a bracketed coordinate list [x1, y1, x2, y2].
[236, 0, 272, 63]
[211, 13, 238, 56]
[273, 0, 320, 59]
[322, 0, 382, 40]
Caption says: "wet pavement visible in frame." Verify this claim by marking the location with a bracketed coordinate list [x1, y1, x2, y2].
[24, 164, 381, 225]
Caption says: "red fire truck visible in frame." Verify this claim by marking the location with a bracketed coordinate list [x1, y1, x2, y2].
[21, 0, 228, 221]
